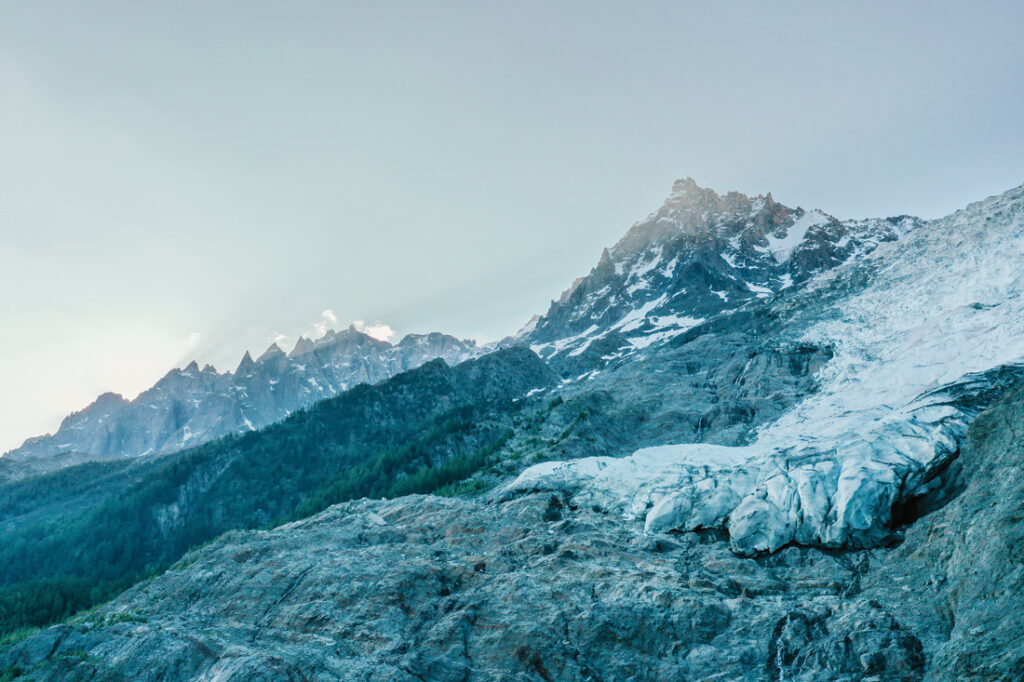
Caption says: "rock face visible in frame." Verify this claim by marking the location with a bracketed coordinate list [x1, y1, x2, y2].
[2, 328, 478, 474]
[515, 177, 919, 374]
[868, 379, 1024, 680]
[0, 494, 913, 682]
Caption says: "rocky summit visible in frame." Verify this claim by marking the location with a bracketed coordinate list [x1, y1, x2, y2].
[3, 179, 1024, 680]
[515, 177, 920, 376]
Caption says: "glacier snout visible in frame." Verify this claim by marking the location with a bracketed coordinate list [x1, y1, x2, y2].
[501, 398, 973, 555]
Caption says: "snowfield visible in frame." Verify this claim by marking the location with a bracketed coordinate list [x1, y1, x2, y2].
[504, 184, 1024, 555]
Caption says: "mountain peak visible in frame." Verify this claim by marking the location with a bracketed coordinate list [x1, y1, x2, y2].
[290, 336, 315, 357]
[95, 391, 127, 405]
[522, 177, 918, 363]
[257, 344, 285, 363]
[670, 176, 702, 196]
[665, 177, 724, 209]
[660, 178, 771, 222]
[235, 351, 255, 374]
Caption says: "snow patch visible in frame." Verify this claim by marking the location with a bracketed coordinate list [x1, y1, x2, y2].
[611, 294, 669, 333]
[765, 210, 829, 263]
[661, 256, 679, 278]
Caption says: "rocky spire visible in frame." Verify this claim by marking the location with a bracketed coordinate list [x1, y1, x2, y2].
[235, 351, 255, 375]
[257, 343, 285, 363]
[290, 336, 315, 357]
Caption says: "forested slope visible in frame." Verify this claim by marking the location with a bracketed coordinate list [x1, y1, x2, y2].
[0, 347, 555, 636]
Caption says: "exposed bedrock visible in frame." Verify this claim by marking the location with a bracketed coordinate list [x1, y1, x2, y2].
[0, 493, 922, 682]
[765, 604, 925, 681]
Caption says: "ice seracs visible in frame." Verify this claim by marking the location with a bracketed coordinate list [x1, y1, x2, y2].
[503, 182, 1024, 555]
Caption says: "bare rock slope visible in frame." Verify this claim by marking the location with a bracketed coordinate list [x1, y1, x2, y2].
[6, 377, 1024, 680]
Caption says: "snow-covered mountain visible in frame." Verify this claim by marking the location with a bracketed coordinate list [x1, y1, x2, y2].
[3, 327, 478, 470]
[505, 181, 1024, 555]
[516, 177, 920, 373]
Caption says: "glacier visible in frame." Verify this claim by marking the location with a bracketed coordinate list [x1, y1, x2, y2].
[502, 183, 1024, 555]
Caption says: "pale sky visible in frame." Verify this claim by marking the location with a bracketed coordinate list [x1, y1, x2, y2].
[2, 1, 1023, 453]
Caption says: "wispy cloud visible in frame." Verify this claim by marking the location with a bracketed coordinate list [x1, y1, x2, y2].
[353, 319, 396, 342]
[312, 309, 338, 338]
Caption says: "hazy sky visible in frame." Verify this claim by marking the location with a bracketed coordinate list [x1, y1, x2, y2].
[2, 1, 1023, 452]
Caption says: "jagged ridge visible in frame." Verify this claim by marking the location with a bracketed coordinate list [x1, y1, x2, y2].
[518, 178, 919, 372]
[3, 327, 478, 474]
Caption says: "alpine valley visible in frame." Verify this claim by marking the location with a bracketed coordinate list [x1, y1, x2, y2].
[3, 178, 1024, 681]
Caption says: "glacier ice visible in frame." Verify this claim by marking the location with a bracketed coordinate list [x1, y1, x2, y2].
[502, 185, 1024, 555]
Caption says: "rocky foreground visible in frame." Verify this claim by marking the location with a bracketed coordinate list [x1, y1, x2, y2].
[6, 378, 1024, 681]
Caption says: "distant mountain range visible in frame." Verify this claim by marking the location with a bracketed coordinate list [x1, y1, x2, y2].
[3, 328, 477, 475]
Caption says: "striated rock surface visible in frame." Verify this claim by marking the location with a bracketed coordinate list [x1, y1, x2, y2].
[0, 493, 915, 681]
[866, 378, 1024, 680]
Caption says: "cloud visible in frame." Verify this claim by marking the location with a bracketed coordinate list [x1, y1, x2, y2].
[353, 319, 396, 342]
[307, 310, 395, 343]
[269, 332, 289, 348]
[312, 309, 338, 338]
